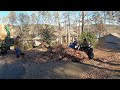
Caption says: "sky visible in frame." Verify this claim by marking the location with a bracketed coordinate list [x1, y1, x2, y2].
[0, 11, 10, 18]
[0, 11, 80, 25]
[0, 11, 81, 19]
[0, 11, 34, 24]
[0, 11, 33, 18]
[0, 11, 117, 25]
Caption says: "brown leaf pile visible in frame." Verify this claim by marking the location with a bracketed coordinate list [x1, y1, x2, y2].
[24, 44, 89, 63]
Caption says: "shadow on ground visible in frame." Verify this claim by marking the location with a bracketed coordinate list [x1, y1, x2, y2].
[0, 60, 26, 79]
[94, 58, 120, 66]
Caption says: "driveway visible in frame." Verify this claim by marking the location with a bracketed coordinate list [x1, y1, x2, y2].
[0, 59, 92, 79]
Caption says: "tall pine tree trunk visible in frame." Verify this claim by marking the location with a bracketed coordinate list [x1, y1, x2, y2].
[81, 11, 85, 33]
[78, 12, 81, 38]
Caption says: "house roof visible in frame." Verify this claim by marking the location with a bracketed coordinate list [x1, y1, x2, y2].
[98, 33, 120, 44]
[100, 33, 120, 39]
[32, 36, 41, 40]
[110, 33, 120, 38]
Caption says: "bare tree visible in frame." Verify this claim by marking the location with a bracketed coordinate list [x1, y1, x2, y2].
[62, 12, 68, 44]
[8, 11, 17, 25]
[78, 12, 82, 37]
[54, 11, 62, 44]
[18, 12, 30, 36]
[2, 16, 8, 25]
[92, 11, 104, 38]
[30, 12, 38, 38]
[70, 11, 80, 39]
[67, 12, 71, 45]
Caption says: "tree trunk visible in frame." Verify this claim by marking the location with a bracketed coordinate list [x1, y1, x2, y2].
[56, 11, 62, 44]
[77, 25, 79, 39]
[65, 20, 67, 44]
[58, 23, 62, 44]
[68, 14, 71, 45]
[81, 11, 85, 33]
[78, 12, 81, 37]
[103, 12, 106, 35]
[66, 26, 69, 45]
[60, 36, 62, 44]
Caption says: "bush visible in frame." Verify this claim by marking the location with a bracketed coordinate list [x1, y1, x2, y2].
[41, 25, 57, 45]
[78, 32, 97, 47]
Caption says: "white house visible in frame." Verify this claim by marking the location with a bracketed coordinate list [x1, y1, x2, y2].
[32, 36, 42, 47]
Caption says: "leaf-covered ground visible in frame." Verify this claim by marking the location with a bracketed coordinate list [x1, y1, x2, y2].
[0, 46, 120, 79]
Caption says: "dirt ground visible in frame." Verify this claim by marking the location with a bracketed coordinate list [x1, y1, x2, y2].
[0, 47, 120, 79]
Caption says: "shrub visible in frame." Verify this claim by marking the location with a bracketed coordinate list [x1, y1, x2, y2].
[78, 32, 97, 47]
[41, 25, 57, 45]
